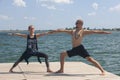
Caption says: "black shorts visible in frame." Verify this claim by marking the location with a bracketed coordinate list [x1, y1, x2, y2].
[67, 45, 90, 58]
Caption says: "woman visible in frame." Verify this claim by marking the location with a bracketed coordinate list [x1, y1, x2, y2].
[9, 25, 55, 72]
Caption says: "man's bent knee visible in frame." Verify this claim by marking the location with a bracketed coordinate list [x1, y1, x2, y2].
[60, 51, 68, 57]
[86, 57, 94, 62]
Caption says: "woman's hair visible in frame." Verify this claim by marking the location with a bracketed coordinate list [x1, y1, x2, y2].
[28, 25, 33, 30]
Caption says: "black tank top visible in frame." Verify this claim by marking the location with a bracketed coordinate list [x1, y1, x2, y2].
[26, 35, 38, 52]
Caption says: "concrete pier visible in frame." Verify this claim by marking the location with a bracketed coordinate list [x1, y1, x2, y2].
[0, 62, 120, 80]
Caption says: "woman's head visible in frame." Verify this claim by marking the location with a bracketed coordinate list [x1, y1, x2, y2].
[28, 25, 35, 33]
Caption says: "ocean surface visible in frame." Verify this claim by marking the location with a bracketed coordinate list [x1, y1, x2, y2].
[0, 30, 120, 76]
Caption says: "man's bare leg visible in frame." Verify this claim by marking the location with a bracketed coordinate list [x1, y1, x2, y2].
[86, 57, 105, 75]
[56, 51, 68, 73]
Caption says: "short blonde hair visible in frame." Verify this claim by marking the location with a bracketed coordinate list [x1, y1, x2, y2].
[28, 25, 34, 30]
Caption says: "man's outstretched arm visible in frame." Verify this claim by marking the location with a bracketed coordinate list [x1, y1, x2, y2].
[36, 29, 73, 38]
[83, 30, 111, 36]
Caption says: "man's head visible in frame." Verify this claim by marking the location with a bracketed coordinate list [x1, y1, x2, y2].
[28, 25, 35, 33]
[75, 19, 84, 29]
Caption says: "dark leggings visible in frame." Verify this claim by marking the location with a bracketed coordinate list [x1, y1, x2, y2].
[12, 51, 49, 69]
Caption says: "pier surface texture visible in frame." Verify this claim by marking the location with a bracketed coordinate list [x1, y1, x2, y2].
[0, 62, 120, 80]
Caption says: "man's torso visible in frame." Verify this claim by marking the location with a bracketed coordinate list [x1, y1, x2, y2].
[71, 29, 84, 47]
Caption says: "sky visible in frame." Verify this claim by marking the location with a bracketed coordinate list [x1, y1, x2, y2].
[0, 0, 120, 30]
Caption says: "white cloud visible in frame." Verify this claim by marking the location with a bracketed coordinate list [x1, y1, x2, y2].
[41, 4, 47, 7]
[109, 4, 120, 12]
[89, 3, 98, 16]
[24, 16, 36, 20]
[41, 4, 56, 10]
[47, 5, 56, 10]
[0, 15, 12, 20]
[37, 0, 73, 4]
[36, 0, 73, 10]
[51, 0, 73, 4]
[92, 2, 98, 10]
[13, 0, 26, 7]
[88, 12, 96, 16]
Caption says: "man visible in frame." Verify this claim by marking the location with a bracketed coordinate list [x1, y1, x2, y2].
[55, 19, 111, 75]
[9, 25, 55, 72]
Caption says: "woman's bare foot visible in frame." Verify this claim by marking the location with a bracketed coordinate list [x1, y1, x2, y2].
[9, 70, 14, 73]
[47, 69, 53, 73]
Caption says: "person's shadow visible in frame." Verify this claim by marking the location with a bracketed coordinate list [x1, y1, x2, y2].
[0, 71, 100, 78]
[0, 71, 46, 75]
[45, 72, 100, 77]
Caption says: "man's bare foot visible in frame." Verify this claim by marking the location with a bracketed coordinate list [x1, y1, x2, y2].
[100, 72, 105, 76]
[55, 70, 63, 73]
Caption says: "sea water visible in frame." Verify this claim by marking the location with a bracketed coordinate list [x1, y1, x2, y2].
[0, 31, 120, 76]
